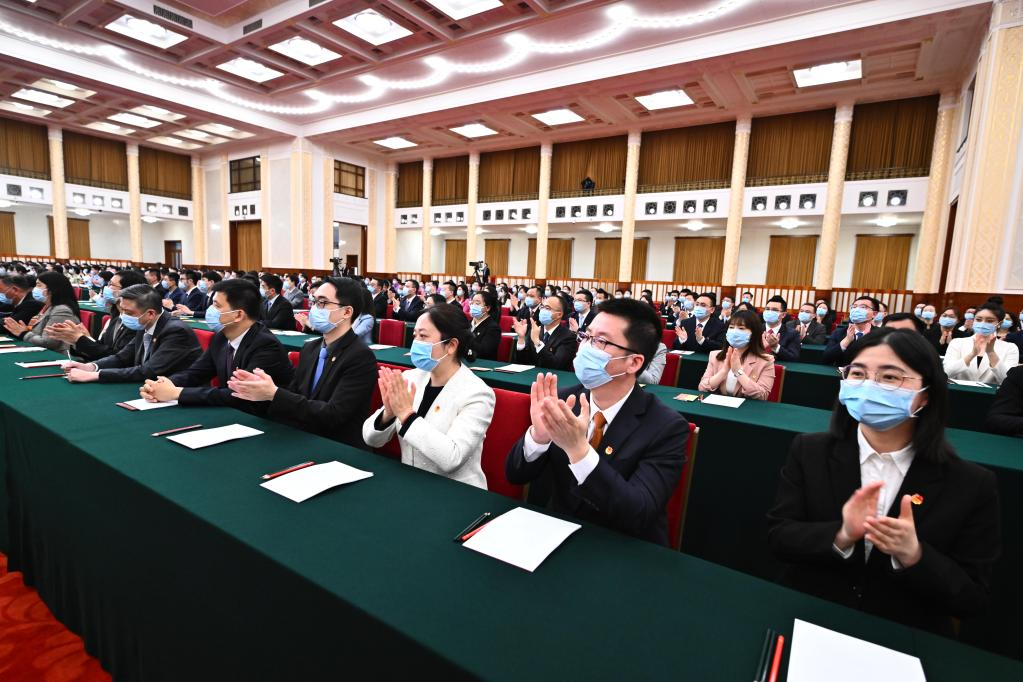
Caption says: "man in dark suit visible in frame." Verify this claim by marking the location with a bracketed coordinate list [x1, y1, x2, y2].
[64, 284, 202, 384]
[387, 278, 422, 322]
[161, 271, 185, 307]
[368, 277, 388, 319]
[785, 302, 829, 345]
[174, 269, 207, 317]
[228, 277, 377, 447]
[513, 293, 577, 370]
[761, 294, 801, 361]
[672, 292, 726, 352]
[258, 274, 296, 330]
[986, 365, 1023, 437]
[821, 296, 880, 365]
[569, 289, 597, 333]
[0, 275, 42, 324]
[506, 298, 688, 545]
[49, 269, 147, 361]
[515, 286, 541, 322]
[145, 268, 166, 298]
[140, 279, 294, 415]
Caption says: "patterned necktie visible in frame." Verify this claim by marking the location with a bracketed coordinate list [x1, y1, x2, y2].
[589, 411, 607, 450]
[142, 333, 152, 362]
[311, 345, 329, 391]
[223, 342, 235, 383]
[543, 330, 550, 345]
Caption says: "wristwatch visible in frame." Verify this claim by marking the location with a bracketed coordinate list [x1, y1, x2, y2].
[733, 368, 744, 377]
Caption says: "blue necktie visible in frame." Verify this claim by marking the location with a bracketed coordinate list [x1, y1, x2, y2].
[311, 345, 328, 392]
[854, 332, 863, 340]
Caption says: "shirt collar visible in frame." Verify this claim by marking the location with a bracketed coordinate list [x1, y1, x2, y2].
[229, 327, 250, 351]
[591, 385, 635, 427]
[145, 313, 161, 334]
[856, 425, 915, 475]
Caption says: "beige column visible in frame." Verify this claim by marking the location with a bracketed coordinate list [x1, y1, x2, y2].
[219, 155, 229, 266]
[618, 131, 642, 281]
[190, 156, 206, 265]
[322, 155, 334, 272]
[126, 143, 143, 263]
[912, 93, 959, 293]
[289, 140, 314, 268]
[535, 143, 553, 279]
[364, 168, 377, 275]
[465, 151, 480, 278]
[721, 117, 751, 287]
[813, 103, 854, 291]
[260, 149, 271, 267]
[384, 164, 397, 272]
[946, 7, 1023, 293]
[420, 158, 433, 276]
[47, 125, 68, 259]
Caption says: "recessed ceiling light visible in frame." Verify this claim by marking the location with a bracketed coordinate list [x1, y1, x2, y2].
[141, 216, 161, 223]
[105, 15, 187, 50]
[523, 225, 538, 234]
[373, 136, 417, 150]
[424, 0, 502, 20]
[196, 123, 253, 139]
[71, 208, 92, 217]
[216, 58, 284, 83]
[147, 136, 201, 150]
[450, 123, 498, 138]
[109, 112, 161, 129]
[777, 218, 802, 230]
[635, 89, 694, 111]
[175, 129, 227, 144]
[269, 37, 341, 66]
[12, 88, 74, 108]
[130, 105, 185, 122]
[532, 108, 584, 126]
[683, 220, 707, 231]
[595, 223, 616, 233]
[0, 101, 50, 117]
[31, 79, 95, 100]
[430, 228, 443, 236]
[86, 121, 136, 136]
[793, 60, 862, 88]
[334, 9, 413, 46]
[0, 200, 13, 208]
[872, 215, 898, 228]
[50, 79, 76, 90]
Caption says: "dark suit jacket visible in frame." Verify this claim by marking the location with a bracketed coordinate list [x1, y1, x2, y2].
[393, 295, 424, 322]
[785, 319, 828, 345]
[168, 322, 294, 414]
[94, 312, 202, 383]
[767, 431, 1000, 634]
[73, 311, 134, 362]
[574, 308, 597, 332]
[6, 295, 42, 325]
[763, 323, 800, 361]
[372, 291, 388, 319]
[986, 365, 1023, 437]
[261, 295, 295, 331]
[164, 287, 185, 306]
[267, 330, 377, 447]
[506, 384, 688, 545]
[671, 315, 726, 352]
[1004, 330, 1023, 358]
[467, 315, 501, 362]
[821, 325, 874, 365]
[515, 305, 539, 322]
[181, 287, 207, 315]
[515, 322, 577, 370]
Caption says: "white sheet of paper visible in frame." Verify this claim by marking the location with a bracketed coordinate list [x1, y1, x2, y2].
[0, 335, 12, 342]
[668, 350, 695, 355]
[15, 360, 66, 368]
[494, 364, 534, 373]
[368, 344, 395, 350]
[463, 507, 580, 572]
[121, 398, 178, 411]
[167, 423, 263, 450]
[0, 347, 47, 354]
[501, 332, 517, 337]
[701, 394, 746, 408]
[950, 379, 988, 388]
[787, 619, 925, 682]
[260, 460, 373, 503]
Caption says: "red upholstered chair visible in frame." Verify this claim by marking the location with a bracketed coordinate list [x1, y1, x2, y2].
[368, 362, 411, 460]
[661, 329, 676, 349]
[499, 316, 513, 333]
[667, 422, 700, 551]
[194, 329, 214, 352]
[767, 364, 785, 403]
[386, 303, 393, 319]
[496, 334, 514, 362]
[288, 351, 300, 368]
[481, 388, 528, 500]
[659, 352, 681, 387]
[501, 306, 511, 317]
[78, 310, 94, 334]
[378, 319, 406, 346]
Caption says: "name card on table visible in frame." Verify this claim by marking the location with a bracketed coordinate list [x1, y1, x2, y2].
[117, 398, 178, 411]
[260, 461, 373, 503]
[668, 350, 695, 356]
[368, 344, 395, 350]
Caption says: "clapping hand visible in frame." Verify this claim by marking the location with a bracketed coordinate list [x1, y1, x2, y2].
[531, 371, 590, 462]
[228, 368, 278, 402]
[3, 317, 28, 336]
[835, 481, 884, 551]
[674, 325, 688, 344]
[727, 346, 742, 372]
[864, 494, 922, 568]
[512, 318, 528, 339]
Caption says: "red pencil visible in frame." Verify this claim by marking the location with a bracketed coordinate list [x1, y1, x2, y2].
[261, 460, 316, 481]
[767, 634, 784, 682]
[460, 520, 493, 542]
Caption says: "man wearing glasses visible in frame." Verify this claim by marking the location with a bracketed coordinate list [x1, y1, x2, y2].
[512, 293, 578, 371]
[822, 295, 881, 366]
[506, 298, 689, 545]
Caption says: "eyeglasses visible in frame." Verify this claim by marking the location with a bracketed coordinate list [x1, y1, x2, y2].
[311, 298, 345, 310]
[576, 330, 639, 355]
[838, 365, 923, 390]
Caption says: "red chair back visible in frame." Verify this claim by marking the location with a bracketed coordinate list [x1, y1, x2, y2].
[497, 335, 514, 362]
[481, 389, 528, 500]
[195, 329, 214, 351]
[499, 316, 513, 333]
[386, 303, 394, 319]
[288, 351, 300, 368]
[501, 307, 511, 317]
[378, 319, 405, 346]
[79, 310, 94, 332]
[661, 328, 675, 349]
[767, 364, 785, 403]
[667, 422, 700, 550]
[659, 352, 681, 386]
[369, 362, 410, 460]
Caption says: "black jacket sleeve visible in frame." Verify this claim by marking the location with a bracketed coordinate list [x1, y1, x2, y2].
[96, 325, 202, 384]
[986, 367, 1023, 436]
[469, 320, 501, 361]
[264, 298, 296, 330]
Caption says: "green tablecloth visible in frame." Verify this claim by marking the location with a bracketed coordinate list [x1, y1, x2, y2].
[1, 347, 1021, 680]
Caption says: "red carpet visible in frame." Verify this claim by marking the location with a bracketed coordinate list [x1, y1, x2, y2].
[0, 553, 110, 682]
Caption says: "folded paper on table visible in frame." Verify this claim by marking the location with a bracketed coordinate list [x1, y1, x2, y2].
[15, 360, 66, 368]
[462, 507, 581, 572]
[949, 379, 988, 388]
[701, 394, 745, 408]
[368, 344, 395, 350]
[120, 398, 178, 411]
[271, 330, 307, 336]
[494, 364, 534, 373]
[167, 424, 263, 450]
[0, 347, 47, 354]
[260, 460, 373, 503]
[787, 619, 925, 682]
[668, 350, 695, 355]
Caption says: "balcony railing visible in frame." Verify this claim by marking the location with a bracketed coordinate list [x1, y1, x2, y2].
[550, 186, 625, 199]
[0, 166, 50, 181]
[396, 199, 422, 209]
[845, 167, 929, 181]
[141, 187, 192, 201]
[478, 192, 539, 203]
[745, 173, 828, 187]
[432, 197, 468, 207]
[638, 179, 731, 193]
[65, 177, 129, 192]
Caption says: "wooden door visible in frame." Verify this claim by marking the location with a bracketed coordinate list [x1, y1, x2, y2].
[0, 212, 15, 255]
[165, 240, 183, 269]
[230, 220, 262, 271]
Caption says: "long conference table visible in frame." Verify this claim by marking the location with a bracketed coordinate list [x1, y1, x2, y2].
[1, 341, 1022, 680]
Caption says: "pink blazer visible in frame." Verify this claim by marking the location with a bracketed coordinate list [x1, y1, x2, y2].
[698, 351, 776, 401]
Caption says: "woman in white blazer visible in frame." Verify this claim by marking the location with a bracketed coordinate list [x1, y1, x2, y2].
[363, 304, 495, 489]
[943, 302, 1019, 385]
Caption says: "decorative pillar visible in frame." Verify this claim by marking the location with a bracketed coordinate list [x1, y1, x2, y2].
[365, 168, 377, 274]
[721, 117, 751, 290]
[813, 103, 854, 293]
[384, 164, 397, 273]
[260, 149, 271, 268]
[323, 155, 334, 273]
[190, 156, 206, 265]
[912, 92, 959, 294]
[618, 131, 642, 282]
[420, 158, 433, 277]
[47, 125, 68, 259]
[289, 139, 313, 268]
[219, 155, 230, 267]
[465, 151, 480, 279]
[535, 143, 553, 280]
[126, 143, 143, 263]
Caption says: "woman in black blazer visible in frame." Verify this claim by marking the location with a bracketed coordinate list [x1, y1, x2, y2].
[767, 328, 1000, 636]
[467, 289, 501, 361]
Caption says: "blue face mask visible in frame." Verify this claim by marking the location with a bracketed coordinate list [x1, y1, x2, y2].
[101, 286, 115, 303]
[259, 286, 268, 299]
[308, 306, 338, 334]
[721, 301, 732, 310]
[848, 307, 870, 325]
[574, 342, 634, 389]
[762, 309, 780, 325]
[920, 310, 935, 322]
[973, 321, 996, 336]
[726, 329, 751, 348]
[524, 296, 537, 308]
[742, 296, 751, 303]
[573, 301, 586, 313]
[538, 309, 554, 326]
[693, 305, 709, 319]
[204, 306, 236, 333]
[410, 339, 447, 372]
[816, 306, 827, 317]
[0, 292, 8, 304]
[198, 280, 209, 293]
[938, 316, 956, 328]
[469, 304, 485, 319]
[516, 291, 525, 301]
[1002, 319, 1013, 329]
[839, 380, 924, 431]
[797, 311, 812, 324]
[964, 312, 975, 321]
[120, 313, 145, 331]
[400, 287, 411, 298]
[682, 300, 695, 311]
[32, 288, 46, 302]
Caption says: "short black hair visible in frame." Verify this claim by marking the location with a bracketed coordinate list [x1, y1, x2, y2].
[766, 294, 787, 310]
[426, 293, 446, 306]
[203, 270, 223, 283]
[165, 271, 180, 285]
[975, 302, 1005, 321]
[594, 288, 608, 298]
[212, 279, 261, 319]
[260, 273, 283, 294]
[575, 289, 593, 304]
[404, 279, 420, 294]
[317, 276, 365, 318]
[423, 301, 472, 362]
[180, 269, 199, 285]
[145, 267, 160, 277]
[119, 284, 162, 313]
[592, 298, 661, 373]
[370, 277, 386, 289]
[854, 295, 880, 311]
[698, 291, 717, 307]
[3, 274, 31, 291]
[473, 288, 498, 312]
[882, 312, 925, 332]
[112, 270, 146, 288]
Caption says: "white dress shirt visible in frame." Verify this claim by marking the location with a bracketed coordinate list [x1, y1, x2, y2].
[516, 321, 559, 352]
[228, 327, 250, 352]
[521, 386, 635, 485]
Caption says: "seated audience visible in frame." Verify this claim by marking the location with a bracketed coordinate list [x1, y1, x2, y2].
[49, 269, 147, 361]
[943, 302, 1019, 385]
[513, 293, 577, 370]
[882, 312, 924, 333]
[815, 299, 836, 330]
[786, 302, 828, 345]
[467, 289, 501, 362]
[0, 274, 43, 324]
[672, 292, 726, 352]
[161, 271, 184, 307]
[986, 365, 1023, 437]
[259, 274, 296, 330]
[3, 271, 80, 352]
[390, 279, 425, 321]
[283, 273, 306, 309]
[698, 309, 776, 400]
[637, 342, 668, 385]
[932, 307, 960, 355]
[822, 296, 880, 365]
[352, 288, 375, 346]
[761, 295, 800, 361]
[174, 270, 206, 317]
[571, 289, 597, 332]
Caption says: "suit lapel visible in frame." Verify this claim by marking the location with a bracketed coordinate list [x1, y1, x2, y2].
[828, 436, 863, 515]
[593, 387, 648, 460]
[312, 332, 354, 399]
[884, 457, 944, 520]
